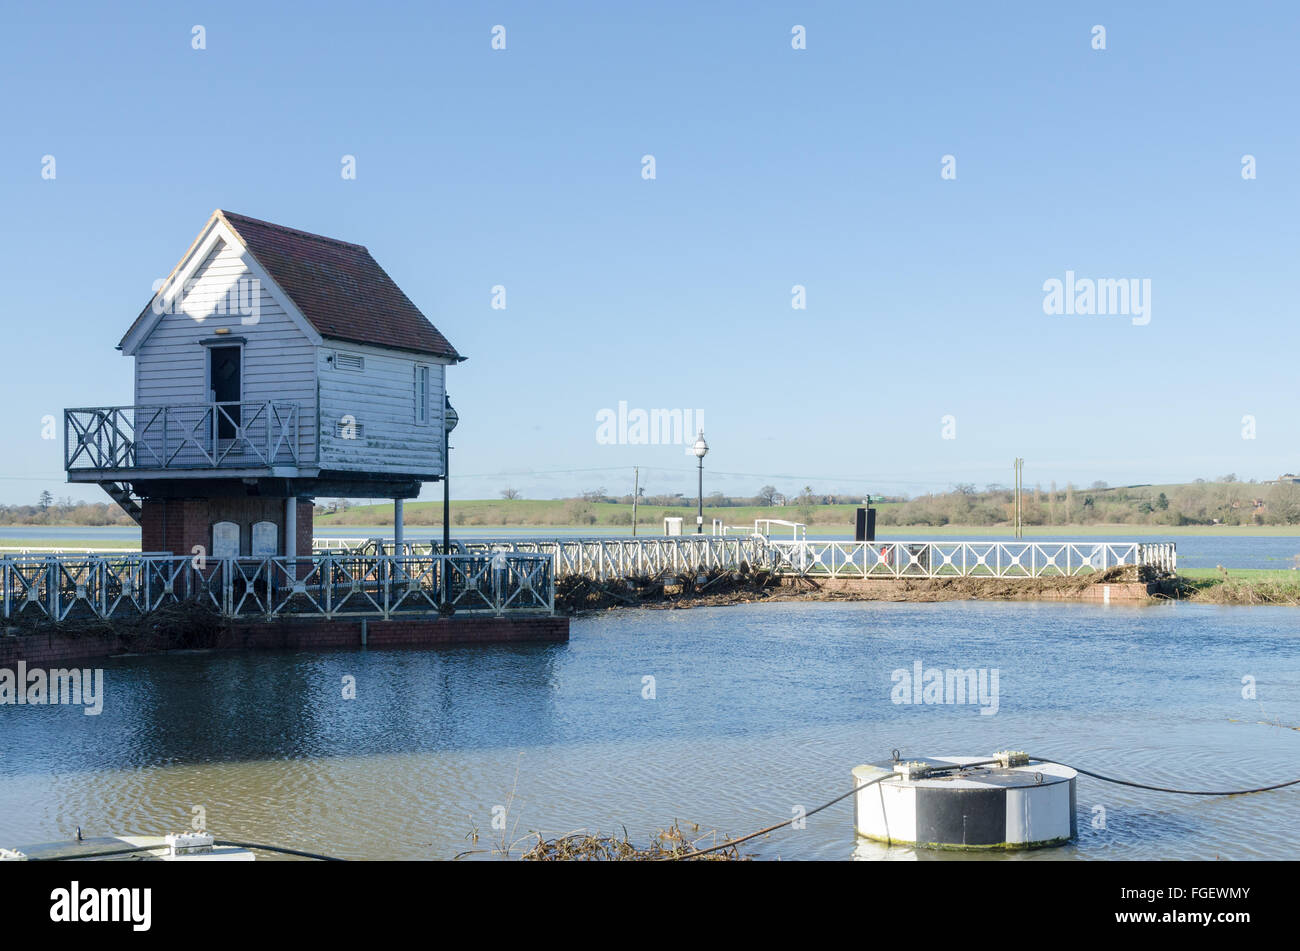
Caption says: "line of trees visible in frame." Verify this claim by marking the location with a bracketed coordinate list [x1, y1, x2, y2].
[0, 493, 134, 526]
[878, 480, 1300, 527]
[565, 485, 878, 507]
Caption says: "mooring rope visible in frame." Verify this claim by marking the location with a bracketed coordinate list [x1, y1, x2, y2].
[664, 770, 899, 861]
[212, 839, 345, 861]
[670, 752, 1300, 860]
[1025, 755, 1300, 797]
[28, 839, 344, 861]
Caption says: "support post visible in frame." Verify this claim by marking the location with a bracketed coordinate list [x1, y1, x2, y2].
[285, 497, 297, 561]
[440, 421, 453, 615]
[394, 498, 404, 556]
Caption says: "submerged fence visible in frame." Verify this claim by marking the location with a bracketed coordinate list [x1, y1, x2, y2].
[314, 537, 1178, 582]
[1, 552, 554, 623]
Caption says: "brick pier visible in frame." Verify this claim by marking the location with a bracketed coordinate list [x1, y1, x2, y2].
[0, 615, 568, 670]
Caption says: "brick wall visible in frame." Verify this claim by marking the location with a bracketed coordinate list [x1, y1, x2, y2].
[295, 499, 313, 559]
[784, 577, 1161, 603]
[140, 498, 210, 555]
[222, 616, 569, 650]
[140, 497, 314, 557]
[0, 614, 568, 670]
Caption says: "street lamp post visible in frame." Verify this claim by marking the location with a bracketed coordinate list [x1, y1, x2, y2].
[441, 396, 459, 613]
[692, 429, 709, 534]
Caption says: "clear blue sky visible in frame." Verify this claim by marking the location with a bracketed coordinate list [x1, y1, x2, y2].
[1, 1, 1296, 506]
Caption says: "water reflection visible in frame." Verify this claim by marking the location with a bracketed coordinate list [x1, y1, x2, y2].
[1, 600, 1297, 859]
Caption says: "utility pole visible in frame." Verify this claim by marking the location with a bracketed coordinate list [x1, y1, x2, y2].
[632, 466, 639, 537]
[1013, 458, 1024, 539]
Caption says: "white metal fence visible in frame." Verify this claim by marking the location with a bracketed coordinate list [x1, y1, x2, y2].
[2, 539, 1174, 624]
[1, 552, 554, 622]
[766, 540, 1176, 579]
[311, 537, 1176, 582]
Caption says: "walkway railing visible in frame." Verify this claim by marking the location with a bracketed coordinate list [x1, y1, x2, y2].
[1, 552, 554, 622]
[765, 540, 1177, 579]
[65, 401, 301, 471]
[310, 537, 1177, 582]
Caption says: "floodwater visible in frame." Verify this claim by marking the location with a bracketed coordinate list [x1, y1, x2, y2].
[2, 600, 1297, 860]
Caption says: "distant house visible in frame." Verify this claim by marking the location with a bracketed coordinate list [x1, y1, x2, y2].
[65, 210, 463, 558]
[1278, 474, 1300, 484]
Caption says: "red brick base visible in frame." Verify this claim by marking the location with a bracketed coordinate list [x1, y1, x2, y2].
[140, 497, 313, 557]
[777, 577, 1163, 602]
[222, 616, 570, 651]
[0, 615, 568, 669]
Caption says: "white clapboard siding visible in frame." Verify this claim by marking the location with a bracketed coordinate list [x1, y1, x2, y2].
[133, 239, 318, 463]
[317, 340, 446, 477]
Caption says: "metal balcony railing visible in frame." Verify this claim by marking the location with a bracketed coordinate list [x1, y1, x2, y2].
[64, 401, 301, 471]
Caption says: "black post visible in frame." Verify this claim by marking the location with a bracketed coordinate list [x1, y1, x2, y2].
[696, 456, 703, 534]
[441, 424, 451, 614]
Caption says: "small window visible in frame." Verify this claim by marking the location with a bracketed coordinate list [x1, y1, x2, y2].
[334, 419, 364, 440]
[212, 521, 241, 559]
[334, 351, 365, 371]
[415, 365, 430, 424]
[251, 521, 278, 558]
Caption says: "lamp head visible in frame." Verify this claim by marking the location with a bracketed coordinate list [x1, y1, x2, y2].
[444, 396, 459, 435]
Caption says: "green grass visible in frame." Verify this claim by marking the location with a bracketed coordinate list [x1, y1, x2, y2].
[1175, 567, 1300, 605]
[0, 538, 138, 551]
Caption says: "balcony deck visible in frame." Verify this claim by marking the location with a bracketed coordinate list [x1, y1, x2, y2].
[65, 401, 303, 479]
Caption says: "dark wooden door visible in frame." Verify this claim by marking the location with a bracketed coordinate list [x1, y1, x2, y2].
[209, 346, 241, 439]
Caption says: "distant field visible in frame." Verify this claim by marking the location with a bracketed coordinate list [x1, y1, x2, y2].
[314, 500, 1300, 536]
[316, 499, 879, 530]
[882, 523, 1300, 537]
[2, 500, 1298, 547]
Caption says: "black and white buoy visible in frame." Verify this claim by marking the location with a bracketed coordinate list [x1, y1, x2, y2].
[853, 751, 1076, 851]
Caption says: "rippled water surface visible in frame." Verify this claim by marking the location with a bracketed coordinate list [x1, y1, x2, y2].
[2, 600, 1297, 859]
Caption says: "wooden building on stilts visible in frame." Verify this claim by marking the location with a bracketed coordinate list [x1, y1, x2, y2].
[64, 210, 463, 560]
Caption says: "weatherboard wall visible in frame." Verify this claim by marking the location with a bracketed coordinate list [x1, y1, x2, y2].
[316, 340, 447, 477]
[131, 238, 319, 464]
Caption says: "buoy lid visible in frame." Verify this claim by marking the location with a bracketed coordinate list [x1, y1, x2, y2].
[855, 755, 1075, 788]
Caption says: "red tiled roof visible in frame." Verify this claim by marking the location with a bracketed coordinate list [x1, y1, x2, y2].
[218, 211, 461, 360]
[121, 211, 461, 360]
